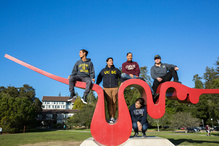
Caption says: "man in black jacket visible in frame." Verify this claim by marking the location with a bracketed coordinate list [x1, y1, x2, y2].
[96, 57, 121, 123]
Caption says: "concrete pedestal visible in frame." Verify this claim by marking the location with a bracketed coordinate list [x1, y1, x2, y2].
[80, 136, 174, 146]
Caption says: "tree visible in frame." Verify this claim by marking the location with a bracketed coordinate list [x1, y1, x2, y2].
[190, 59, 219, 126]
[140, 66, 152, 86]
[0, 84, 42, 133]
[68, 104, 95, 128]
[170, 112, 200, 129]
[73, 96, 84, 110]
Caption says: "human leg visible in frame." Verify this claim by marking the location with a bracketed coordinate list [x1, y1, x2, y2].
[69, 75, 82, 100]
[81, 77, 92, 103]
[104, 88, 114, 120]
[111, 87, 118, 119]
[152, 79, 160, 93]
[121, 73, 138, 80]
[142, 123, 148, 137]
[132, 122, 139, 137]
[162, 68, 179, 82]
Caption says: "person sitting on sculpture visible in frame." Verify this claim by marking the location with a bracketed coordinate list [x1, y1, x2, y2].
[121, 52, 140, 81]
[68, 49, 95, 104]
[122, 52, 154, 94]
[96, 57, 121, 124]
[129, 98, 148, 138]
[150, 55, 180, 103]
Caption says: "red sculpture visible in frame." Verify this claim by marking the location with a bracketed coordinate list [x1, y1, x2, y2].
[4, 54, 219, 146]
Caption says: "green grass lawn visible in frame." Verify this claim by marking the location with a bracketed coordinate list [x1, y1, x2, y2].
[0, 129, 92, 146]
[146, 131, 219, 146]
[0, 129, 218, 146]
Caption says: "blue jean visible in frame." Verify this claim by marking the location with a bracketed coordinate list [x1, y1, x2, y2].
[121, 73, 138, 81]
[132, 122, 148, 133]
[121, 73, 154, 94]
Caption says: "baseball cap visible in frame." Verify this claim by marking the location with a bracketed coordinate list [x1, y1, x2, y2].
[154, 55, 161, 60]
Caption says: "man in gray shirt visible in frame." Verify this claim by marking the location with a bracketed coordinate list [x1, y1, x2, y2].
[150, 55, 180, 102]
[68, 49, 95, 104]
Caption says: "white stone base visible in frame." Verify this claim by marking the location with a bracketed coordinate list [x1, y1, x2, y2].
[80, 136, 174, 146]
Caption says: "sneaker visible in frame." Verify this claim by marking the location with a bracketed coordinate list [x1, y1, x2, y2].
[142, 133, 147, 138]
[68, 92, 76, 101]
[153, 93, 159, 103]
[81, 96, 87, 104]
[109, 117, 115, 124]
[133, 132, 138, 138]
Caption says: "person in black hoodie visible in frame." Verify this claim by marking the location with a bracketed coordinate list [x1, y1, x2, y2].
[68, 49, 95, 104]
[129, 98, 148, 138]
[96, 57, 121, 123]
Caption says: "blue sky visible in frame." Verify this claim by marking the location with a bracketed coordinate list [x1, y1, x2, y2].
[1, 0, 219, 101]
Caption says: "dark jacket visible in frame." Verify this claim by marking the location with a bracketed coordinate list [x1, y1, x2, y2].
[129, 103, 147, 125]
[96, 65, 121, 88]
[150, 63, 177, 79]
[70, 58, 95, 79]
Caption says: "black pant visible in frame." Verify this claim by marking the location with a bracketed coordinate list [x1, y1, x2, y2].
[152, 68, 179, 93]
[69, 75, 92, 97]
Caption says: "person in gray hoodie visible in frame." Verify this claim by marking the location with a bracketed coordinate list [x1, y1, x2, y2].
[68, 49, 95, 104]
[150, 55, 180, 102]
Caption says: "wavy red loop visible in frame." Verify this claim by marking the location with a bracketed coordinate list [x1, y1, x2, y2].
[4, 54, 219, 146]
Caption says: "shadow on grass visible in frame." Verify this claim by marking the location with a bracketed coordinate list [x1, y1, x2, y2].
[169, 138, 219, 145]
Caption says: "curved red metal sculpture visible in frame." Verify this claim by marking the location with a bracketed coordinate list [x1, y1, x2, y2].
[4, 54, 219, 146]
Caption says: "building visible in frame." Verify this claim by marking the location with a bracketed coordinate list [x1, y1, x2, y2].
[39, 96, 79, 126]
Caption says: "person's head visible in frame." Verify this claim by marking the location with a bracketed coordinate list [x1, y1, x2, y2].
[135, 98, 145, 109]
[154, 55, 161, 64]
[79, 49, 88, 58]
[126, 52, 133, 62]
[106, 57, 114, 67]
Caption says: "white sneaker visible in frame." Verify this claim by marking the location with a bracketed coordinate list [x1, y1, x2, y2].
[109, 118, 115, 124]
[68, 96, 76, 101]
[81, 98, 87, 104]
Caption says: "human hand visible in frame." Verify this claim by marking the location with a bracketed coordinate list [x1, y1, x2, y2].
[129, 74, 134, 78]
[137, 121, 142, 131]
[157, 77, 162, 82]
[175, 67, 179, 71]
[92, 79, 95, 82]
[68, 76, 70, 79]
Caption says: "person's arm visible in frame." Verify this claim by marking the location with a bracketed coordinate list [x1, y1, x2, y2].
[122, 62, 127, 74]
[135, 62, 140, 77]
[117, 68, 122, 82]
[129, 104, 138, 123]
[96, 71, 103, 85]
[70, 62, 78, 76]
[90, 62, 95, 82]
[150, 66, 158, 79]
[165, 63, 177, 71]
[140, 106, 147, 125]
